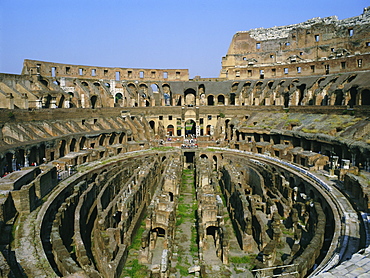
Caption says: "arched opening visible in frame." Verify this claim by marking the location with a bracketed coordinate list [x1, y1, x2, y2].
[206, 226, 218, 247]
[297, 84, 306, 105]
[152, 227, 166, 237]
[149, 120, 155, 131]
[151, 83, 159, 93]
[91, 95, 98, 109]
[348, 86, 358, 107]
[119, 133, 125, 144]
[43, 94, 52, 108]
[58, 95, 65, 108]
[70, 138, 77, 152]
[115, 93, 123, 105]
[184, 88, 196, 107]
[213, 155, 218, 170]
[321, 95, 329, 106]
[283, 92, 290, 108]
[81, 81, 88, 87]
[99, 134, 106, 146]
[207, 95, 214, 106]
[169, 192, 174, 202]
[185, 119, 196, 137]
[59, 140, 66, 158]
[109, 133, 116, 145]
[230, 93, 236, 105]
[167, 125, 174, 136]
[200, 154, 208, 159]
[206, 124, 212, 135]
[361, 89, 370, 105]
[217, 95, 225, 105]
[79, 137, 86, 149]
[162, 84, 171, 106]
[334, 89, 344, 105]
[199, 84, 206, 105]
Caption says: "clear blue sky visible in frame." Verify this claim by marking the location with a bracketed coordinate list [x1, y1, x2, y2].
[0, 0, 368, 78]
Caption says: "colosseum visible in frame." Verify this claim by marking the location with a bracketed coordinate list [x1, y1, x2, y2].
[0, 6, 370, 278]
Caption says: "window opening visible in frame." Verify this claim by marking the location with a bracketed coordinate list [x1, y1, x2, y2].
[79, 68, 83, 75]
[116, 71, 120, 81]
[140, 71, 144, 78]
[315, 35, 320, 42]
[349, 29, 354, 37]
[256, 43, 261, 49]
[51, 67, 56, 77]
[92, 69, 96, 76]
[163, 72, 168, 79]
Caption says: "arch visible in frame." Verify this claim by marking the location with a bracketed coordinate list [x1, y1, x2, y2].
[361, 89, 370, 105]
[58, 95, 65, 108]
[200, 154, 208, 159]
[167, 124, 174, 136]
[334, 89, 344, 105]
[217, 95, 225, 105]
[206, 124, 212, 135]
[184, 88, 196, 107]
[185, 119, 196, 137]
[79, 137, 86, 149]
[119, 133, 125, 144]
[43, 94, 52, 108]
[283, 92, 290, 108]
[91, 95, 98, 109]
[109, 133, 116, 145]
[207, 95, 214, 106]
[99, 134, 106, 146]
[348, 86, 358, 107]
[162, 84, 171, 106]
[59, 140, 66, 157]
[151, 83, 159, 93]
[152, 227, 166, 237]
[321, 95, 329, 106]
[70, 138, 77, 152]
[149, 120, 155, 130]
[115, 93, 123, 104]
[230, 93, 236, 105]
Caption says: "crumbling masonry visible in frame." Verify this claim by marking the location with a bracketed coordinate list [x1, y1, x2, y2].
[0, 6, 370, 278]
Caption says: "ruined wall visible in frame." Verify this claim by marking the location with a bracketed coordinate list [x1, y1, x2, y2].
[220, 7, 370, 79]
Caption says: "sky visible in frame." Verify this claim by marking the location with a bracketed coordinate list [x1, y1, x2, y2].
[0, 0, 368, 78]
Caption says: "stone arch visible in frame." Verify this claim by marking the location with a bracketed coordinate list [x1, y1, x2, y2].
[115, 93, 123, 105]
[184, 88, 196, 106]
[59, 140, 66, 158]
[109, 133, 116, 145]
[167, 124, 174, 136]
[70, 138, 77, 152]
[162, 84, 171, 106]
[361, 89, 370, 105]
[90, 95, 98, 109]
[207, 95, 215, 106]
[217, 94, 225, 105]
[185, 119, 196, 137]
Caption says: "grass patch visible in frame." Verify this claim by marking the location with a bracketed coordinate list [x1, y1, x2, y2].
[229, 254, 256, 264]
[151, 146, 175, 151]
[121, 259, 148, 278]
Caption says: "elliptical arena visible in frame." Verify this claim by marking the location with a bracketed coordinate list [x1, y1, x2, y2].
[1, 7, 370, 278]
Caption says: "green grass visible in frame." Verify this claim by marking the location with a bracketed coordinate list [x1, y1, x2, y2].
[151, 146, 175, 151]
[121, 259, 148, 278]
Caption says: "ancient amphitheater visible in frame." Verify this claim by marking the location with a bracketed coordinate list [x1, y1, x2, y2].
[1, 6, 370, 278]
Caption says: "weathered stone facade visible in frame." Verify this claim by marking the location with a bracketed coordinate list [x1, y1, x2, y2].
[0, 6, 369, 278]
